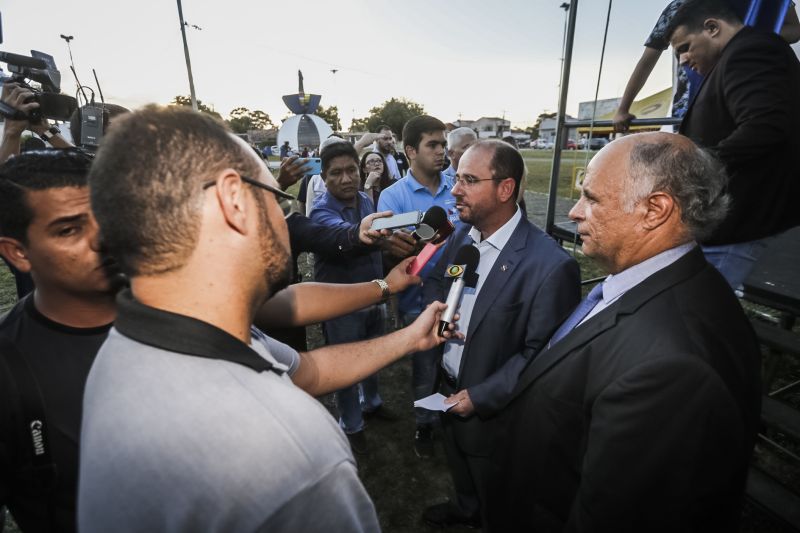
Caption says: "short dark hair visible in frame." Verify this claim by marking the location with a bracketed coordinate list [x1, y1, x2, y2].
[402, 115, 446, 151]
[0, 148, 93, 243]
[89, 105, 261, 277]
[376, 124, 392, 134]
[321, 141, 359, 174]
[666, 0, 741, 38]
[471, 139, 524, 200]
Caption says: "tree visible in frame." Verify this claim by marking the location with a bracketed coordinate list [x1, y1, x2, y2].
[529, 111, 557, 139]
[249, 110, 273, 130]
[316, 105, 341, 131]
[352, 98, 425, 136]
[226, 107, 273, 134]
[349, 116, 369, 132]
[170, 95, 222, 120]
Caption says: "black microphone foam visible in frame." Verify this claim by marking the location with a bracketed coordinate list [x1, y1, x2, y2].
[454, 243, 480, 277]
[421, 205, 447, 230]
[414, 205, 449, 241]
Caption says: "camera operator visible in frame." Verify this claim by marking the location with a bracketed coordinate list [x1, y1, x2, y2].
[0, 82, 72, 163]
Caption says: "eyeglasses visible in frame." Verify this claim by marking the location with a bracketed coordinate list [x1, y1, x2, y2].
[453, 175, 502, 187]
[365, 159, 383, 166]
[202, 175, 295, 201]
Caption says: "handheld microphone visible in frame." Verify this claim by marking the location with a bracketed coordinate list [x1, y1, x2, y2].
[413, 205, 447, 241]
[437, 244, 480, 336]
[406, 206, 456, 275]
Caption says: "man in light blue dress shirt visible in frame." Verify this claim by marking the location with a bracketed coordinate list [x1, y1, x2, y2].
[378, 115, 463, 458]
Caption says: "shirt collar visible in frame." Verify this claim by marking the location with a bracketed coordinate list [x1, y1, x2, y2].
[320, 190, 363, 212]
[405, 169, 452, 196]
[467, 207, 522, 252]
[601, 242, 696, 304]
[114, 289, 282, 374]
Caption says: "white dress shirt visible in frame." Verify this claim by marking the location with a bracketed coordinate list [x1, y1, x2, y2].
[442, 207, 522, 379]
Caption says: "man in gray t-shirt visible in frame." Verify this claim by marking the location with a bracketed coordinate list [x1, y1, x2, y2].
[79, 105, 455, 532]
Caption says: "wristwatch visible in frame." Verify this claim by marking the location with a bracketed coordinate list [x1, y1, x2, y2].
[38, 126, 61, 142]
[372, 279, 391, 301]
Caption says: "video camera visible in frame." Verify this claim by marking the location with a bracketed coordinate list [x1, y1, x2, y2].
[0, 50, 77, 122]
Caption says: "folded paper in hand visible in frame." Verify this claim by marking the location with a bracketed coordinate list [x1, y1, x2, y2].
[414, 393, 458, 412]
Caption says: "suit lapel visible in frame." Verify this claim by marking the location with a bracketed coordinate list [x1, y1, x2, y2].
[512, 246, 709, 396]
[456, 219, 528, 378]
[514, 302, 620, 393]
[464, 219, 528, 338]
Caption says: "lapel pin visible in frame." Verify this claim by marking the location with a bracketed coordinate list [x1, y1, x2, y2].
[501, 264, 508, 272]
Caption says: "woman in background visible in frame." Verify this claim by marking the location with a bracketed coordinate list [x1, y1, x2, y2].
[359, 152, 394, 206]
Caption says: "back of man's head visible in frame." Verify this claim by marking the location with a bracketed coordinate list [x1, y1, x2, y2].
[402, 115, 446, 151]
[667, 0, 741, 37]
[0, 149, 92, 243]
[89, 105, 260, 277]
[321, 141, 359, 174]
[625, 133, 729, 242]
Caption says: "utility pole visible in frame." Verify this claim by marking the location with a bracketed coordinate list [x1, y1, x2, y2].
[559, 3, 571, 95]
[176, 0, 198, 111]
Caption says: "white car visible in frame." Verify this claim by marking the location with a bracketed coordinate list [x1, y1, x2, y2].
[533, 139, 553, 149]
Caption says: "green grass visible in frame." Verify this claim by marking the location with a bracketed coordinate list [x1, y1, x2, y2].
[0, 264, 16, 314]
[520, 147, 598, 201]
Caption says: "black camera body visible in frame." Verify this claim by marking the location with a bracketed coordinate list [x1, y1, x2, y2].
[0, 50, 77, 122]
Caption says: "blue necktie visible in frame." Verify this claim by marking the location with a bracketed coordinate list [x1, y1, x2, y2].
[549, 282, 604, 347]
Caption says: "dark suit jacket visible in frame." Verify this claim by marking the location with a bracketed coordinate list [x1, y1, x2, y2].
[423, 217, 581, 456]
[482, 247, 762, 533]
[679, 27, 800, 245]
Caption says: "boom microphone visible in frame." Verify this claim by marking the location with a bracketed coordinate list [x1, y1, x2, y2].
[437, 244, 480, 336]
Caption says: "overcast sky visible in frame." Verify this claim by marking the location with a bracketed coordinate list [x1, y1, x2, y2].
[3, 1, 798, 129]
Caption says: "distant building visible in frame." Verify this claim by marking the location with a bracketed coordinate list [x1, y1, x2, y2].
[247, 127, 278, 145]
[342, 131, 368, 145]
[577, 88, 671, 137]
[577, 97, 621, 120]
[539, 115, 577, 142]
[451, 116, 510, 139]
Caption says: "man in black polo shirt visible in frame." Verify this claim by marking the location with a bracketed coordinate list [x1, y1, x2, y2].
[79, 105, 454, 531]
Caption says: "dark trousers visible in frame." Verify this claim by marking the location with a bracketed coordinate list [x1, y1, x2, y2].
[439, 377, 499, 522]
